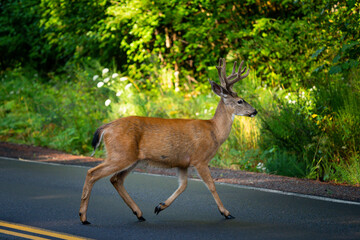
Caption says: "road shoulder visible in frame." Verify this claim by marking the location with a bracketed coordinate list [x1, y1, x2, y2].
[0, 141, 359, 202]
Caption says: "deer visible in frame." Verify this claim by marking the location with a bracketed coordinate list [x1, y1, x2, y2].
[79, 58, 257, 224]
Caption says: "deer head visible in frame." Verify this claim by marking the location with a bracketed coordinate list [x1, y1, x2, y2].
[209, 58, 257, 118]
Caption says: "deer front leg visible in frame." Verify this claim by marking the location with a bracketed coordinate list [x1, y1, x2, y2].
[195, 164, 234, 219]
[110, 164, 145, 222]
[154, 167, 188, 215]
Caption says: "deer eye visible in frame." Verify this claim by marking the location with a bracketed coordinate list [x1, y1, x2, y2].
[237, 99, 244, 104]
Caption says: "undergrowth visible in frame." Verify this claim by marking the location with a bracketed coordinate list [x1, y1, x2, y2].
[0, 66, 108, 154]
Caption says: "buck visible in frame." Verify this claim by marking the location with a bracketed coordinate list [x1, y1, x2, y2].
[79, 58, 257, 224]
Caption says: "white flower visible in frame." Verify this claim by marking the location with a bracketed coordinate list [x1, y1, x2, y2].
[175, 87, 180, 92]
[256, 162, 263, 169]
[97, 82, 104, 88]
[119, 77, 128, 81]
[256, 162, 266, 171]
[104, 77, 110, 83]
[112, 73, 119, 78]
[116, 91, 122, 97]
[105, 99, 111, 106]
[102, 68, 109, 75]
[93, 75, 99, 81]
[125, 83, 132, 90]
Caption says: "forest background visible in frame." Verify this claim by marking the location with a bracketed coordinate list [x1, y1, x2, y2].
[1, 0, 359, 185]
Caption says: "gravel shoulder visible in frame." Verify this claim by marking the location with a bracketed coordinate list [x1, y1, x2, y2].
[1, 141, 359, 202]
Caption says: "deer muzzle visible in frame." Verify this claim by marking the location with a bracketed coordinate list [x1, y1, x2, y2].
[249, 109, 258, 117]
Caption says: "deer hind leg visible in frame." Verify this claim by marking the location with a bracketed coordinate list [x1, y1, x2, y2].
[154, 167, 188, 215]
[195, 164, 234, 219]
[110, 163, 145, 222]
[79, 161, 134, 224]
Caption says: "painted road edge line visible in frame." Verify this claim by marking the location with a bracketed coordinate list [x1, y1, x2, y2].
[1, 156, 360, 206]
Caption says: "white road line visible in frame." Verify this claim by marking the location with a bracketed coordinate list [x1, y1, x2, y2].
[217, 181, 360, 205]
[1, 156, 359, 206]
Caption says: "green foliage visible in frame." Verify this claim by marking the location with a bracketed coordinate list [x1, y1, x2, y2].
[3, 0, 359, 88]
[258, 73, 360, 183]
[311, 1, 360, 77]
[102, 0, 331, 88]
[39, 0, 113, 66]
[263, 149, 307, 178]
[0, 0, 42, 69]
[0, 66, 109, 154]
[332, 155, 360, 185]
[259, 95, 318, 178]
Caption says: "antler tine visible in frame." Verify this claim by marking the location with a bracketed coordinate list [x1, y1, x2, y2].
[232, 61, 237, 75]
[226, 61, 238, 81]
[220, 58, 227, 88]
[238, 60, 244, 75]
[239, 60, 250, 78]
[216, 58, 227, 88]
[241, 66, 247, 74]
[242, 68, 250, 78]
[228, 61, 249, 85]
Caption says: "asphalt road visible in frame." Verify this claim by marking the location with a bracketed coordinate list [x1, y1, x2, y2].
[0, 157, 359, 240]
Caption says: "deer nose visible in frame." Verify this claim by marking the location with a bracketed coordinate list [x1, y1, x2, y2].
[250, 110, 257, 117]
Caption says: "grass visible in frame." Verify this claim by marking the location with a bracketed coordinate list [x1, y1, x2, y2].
[0, 66, 108, 154]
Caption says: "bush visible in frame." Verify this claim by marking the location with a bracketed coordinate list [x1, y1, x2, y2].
[0, 0, 42, 69]
[0, 65, 109, 154]
[258, 72, 360, 183]
[263, 149, 307, 178]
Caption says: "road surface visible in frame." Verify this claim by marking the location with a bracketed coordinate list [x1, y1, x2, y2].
[0, 157, 359, 239]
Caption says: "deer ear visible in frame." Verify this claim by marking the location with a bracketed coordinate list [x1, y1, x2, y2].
[209, 80, 229, 98]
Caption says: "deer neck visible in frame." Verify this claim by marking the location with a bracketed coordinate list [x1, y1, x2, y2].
[211, 99, 234, 144]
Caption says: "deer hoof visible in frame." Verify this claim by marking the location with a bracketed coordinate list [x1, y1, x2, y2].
[224, 214, 235, 220]
[133, 211, 145, 221]
[79, 213, 90, 224]
[154, 202, 166, 215]
[220, 211, 235, 220]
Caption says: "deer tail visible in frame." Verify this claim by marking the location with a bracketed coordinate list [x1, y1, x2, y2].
[90, 124, 108, 157]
